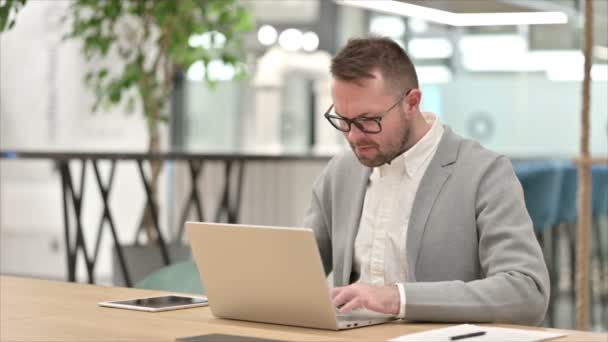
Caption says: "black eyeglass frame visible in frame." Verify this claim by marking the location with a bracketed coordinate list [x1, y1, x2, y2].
[323, 88, 413, 134]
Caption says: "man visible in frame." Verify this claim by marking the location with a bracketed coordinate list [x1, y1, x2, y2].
[302, 37, 549, 325]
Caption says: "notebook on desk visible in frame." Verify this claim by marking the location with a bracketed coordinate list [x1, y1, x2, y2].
[185, 222, 396, 330]
[388, 324, 567, 341]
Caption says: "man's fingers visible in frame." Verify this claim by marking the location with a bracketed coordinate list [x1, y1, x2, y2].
[339, 297, 361, 314]
[332, 283, 398, 315]
[332, 288, 352, 308]
[330, 286, 344, 299]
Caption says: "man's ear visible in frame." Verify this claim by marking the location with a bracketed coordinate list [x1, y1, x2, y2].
[402, 88, 421, 117]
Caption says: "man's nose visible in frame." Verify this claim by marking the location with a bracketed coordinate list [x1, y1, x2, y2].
[347, 124, 366, 141]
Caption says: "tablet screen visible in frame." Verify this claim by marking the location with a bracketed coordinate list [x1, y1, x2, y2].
[112, 295, 207, 309]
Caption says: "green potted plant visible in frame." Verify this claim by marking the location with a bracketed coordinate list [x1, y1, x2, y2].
[67, 0, 252, 241]
[1, 0, 253, 284]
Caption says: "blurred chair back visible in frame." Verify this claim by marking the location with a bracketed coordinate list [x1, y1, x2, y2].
[591, 165, 608, 218]
[135, 260, 204, 295]
[515, 161, 565, 232]
[556, 163, 608, 223]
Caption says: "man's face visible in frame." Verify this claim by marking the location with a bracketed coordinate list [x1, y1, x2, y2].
[331, 72, 412, 167]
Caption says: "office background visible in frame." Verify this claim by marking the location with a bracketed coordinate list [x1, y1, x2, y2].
[1, 0, 606, 331]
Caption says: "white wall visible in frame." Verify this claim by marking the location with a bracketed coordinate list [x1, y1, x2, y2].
[438, 75, 608, 157]
[0, 1, 170, 284]
[172, 160, 326, 229]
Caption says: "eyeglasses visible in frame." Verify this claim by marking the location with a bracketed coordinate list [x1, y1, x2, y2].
[324, 89, 412, 134]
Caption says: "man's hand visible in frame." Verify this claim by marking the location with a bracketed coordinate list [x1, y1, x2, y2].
[331, 283, 400, 315]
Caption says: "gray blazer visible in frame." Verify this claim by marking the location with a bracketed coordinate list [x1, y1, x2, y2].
[302, 127, 550, 325]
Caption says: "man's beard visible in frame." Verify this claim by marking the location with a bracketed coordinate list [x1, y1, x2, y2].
[350, 126, 411, 168]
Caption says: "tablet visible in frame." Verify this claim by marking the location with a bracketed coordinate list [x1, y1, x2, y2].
[98, 295, 208, 312]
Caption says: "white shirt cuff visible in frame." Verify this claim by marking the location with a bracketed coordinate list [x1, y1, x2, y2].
[396, 283, 406, 319]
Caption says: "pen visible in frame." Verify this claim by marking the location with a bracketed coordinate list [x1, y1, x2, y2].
[449, 331, 486, 340]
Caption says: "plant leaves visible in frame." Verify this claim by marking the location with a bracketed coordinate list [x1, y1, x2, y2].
[59, 0, 253, 127]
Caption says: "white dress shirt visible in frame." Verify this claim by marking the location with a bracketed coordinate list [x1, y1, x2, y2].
[352, 113, 444, 318]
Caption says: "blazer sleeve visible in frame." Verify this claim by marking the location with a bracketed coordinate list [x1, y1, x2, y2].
[402, 156, 550, 325]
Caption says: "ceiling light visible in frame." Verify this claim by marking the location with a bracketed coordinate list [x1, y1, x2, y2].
[463, 50, 584, 73]
[459, 35, 530, 71]
[302, 31, 319, 52]
[257, 25, 278, 46]
[455, 12, 568, 26]
[278, 28, 303, 52]
[547, 64, 608, 82]
[461, 44, 595, 81]
[187, 60, 237, 82]
[408, 17, 428, 33]
[335, 0, 568, 26]
[188, 31, 226, 49]
[408, 38, 453, 59]
[187, 61, 206, 82]
[207, 60, 236, 81]
[370, 15, 406, 37]
[415, 65, 452, 84]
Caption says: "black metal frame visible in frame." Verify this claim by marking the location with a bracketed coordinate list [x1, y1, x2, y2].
[175, 160, 205, 241]
[136, 159, 171, 267]
[57, 158, 249, 285]
[91, 160, 132, 287]
[216, 160, 245, 224]
[1, 150, 330, 286]
[59, 159, 94, 283]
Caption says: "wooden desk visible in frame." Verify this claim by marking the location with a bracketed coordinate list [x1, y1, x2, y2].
[1, 276, 606, 341]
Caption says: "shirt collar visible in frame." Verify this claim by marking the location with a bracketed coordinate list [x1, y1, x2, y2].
[374, 113, 444, 179]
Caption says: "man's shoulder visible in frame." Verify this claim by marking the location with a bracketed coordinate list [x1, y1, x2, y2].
[442, 127, 503, 165]
[438, 128, 516, 195]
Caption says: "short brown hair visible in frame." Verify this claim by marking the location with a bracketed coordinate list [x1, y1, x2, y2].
[330, 36, 418, 95]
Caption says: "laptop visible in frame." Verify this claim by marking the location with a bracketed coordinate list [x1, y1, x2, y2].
[185, 222, 396, 330]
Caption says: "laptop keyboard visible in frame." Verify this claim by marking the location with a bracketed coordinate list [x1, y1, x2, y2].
[336, 309, 394, 321]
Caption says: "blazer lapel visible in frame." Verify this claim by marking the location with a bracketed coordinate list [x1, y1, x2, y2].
[341, 164, 371, 285]
[406, 127, 460, 281]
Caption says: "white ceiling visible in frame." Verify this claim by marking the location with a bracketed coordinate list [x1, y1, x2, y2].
[401, 0, 606, 47]
[249, 0, 607, 48]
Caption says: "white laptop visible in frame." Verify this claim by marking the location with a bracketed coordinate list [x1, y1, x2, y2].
[185, 222, 396, 330]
